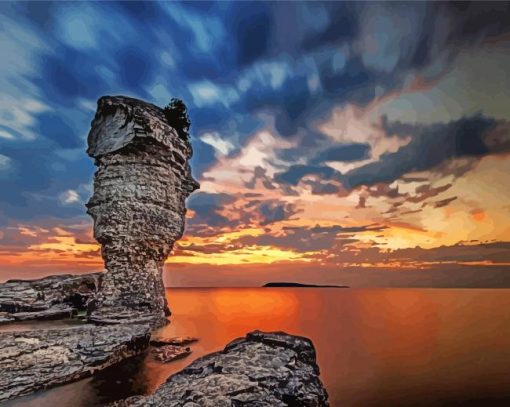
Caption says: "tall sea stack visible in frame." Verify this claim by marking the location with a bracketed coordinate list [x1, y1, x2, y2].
[86, 96, 198, 327]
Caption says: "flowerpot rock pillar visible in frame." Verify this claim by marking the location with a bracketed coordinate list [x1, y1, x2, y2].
[86, 96, 198, 327]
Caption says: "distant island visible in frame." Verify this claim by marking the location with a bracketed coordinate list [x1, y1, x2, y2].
[263, 282, 349, 288]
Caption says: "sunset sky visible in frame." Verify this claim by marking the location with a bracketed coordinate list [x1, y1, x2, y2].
[0, 1, 509, 286]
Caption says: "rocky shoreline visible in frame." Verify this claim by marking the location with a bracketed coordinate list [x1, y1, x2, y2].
[0, 96, 329, 406]
[0, 324, 150, 402]
[0, 273, 101, 323]
[0, 273, 330, 406]
[112, 331, 329, 407]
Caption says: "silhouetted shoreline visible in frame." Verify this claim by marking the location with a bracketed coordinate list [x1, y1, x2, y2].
[263, 282, 349, 288]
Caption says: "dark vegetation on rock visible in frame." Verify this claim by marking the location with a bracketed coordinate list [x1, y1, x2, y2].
[164, 98, 191, 140]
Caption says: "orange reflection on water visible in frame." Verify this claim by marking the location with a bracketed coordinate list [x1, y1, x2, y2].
[151, 288, 510, 406]
[208, 288, 300, 325]
[9, 288, 510, 407]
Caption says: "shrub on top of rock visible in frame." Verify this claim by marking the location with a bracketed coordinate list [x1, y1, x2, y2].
[164, 98, 190, 140]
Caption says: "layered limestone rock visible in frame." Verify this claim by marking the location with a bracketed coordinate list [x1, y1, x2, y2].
[86, 96, 198, 327]
[113, 331, 329, 406]
[0, 324, 150, 402]
[0, 272, 101, 321]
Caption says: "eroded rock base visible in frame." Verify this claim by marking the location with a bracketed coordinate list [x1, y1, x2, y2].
[113, 331, 329, 407]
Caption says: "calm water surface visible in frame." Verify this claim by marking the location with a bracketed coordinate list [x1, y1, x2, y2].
[6, 288, 510, 406]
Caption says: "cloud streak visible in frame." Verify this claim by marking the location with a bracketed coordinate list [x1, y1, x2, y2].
[0, 1, 509, 285]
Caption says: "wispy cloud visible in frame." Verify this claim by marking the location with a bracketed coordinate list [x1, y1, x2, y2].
[0, 1, 509, 284]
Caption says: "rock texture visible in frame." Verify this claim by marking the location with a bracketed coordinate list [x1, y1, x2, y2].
[150, 335, 198, 346]
[152, 345, 192, 363]
[113, 331, 329, 407]
[0, 324, 150, 402]
[86, 96, 199, 327]
[0, 273, 101, 322]
[8, 306, 76, 321]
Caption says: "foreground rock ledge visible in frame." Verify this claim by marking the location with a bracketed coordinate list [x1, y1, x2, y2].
[114, 331, 329, 407]
[0, 324, 150, 402]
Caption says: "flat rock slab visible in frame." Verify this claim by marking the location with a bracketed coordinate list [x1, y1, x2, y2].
[0, 312, 14, 324]
[152, 345, 192, 363]
[0, 272, 101, 315]
[11, 306, 76, 321]
[150, 335, 198, 346]
[0, 324, 150, 402]
[113, 330, 329, 406]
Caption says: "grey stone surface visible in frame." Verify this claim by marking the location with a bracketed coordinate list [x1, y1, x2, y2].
[152, 344, 192, 363]
[0, 324, 150, 402]
[150, 335, 198, 346]
[9, 306, 76, 321]
[86, 96, 199, 327]
[113, 331, 329, 407]
[0, 313, 14, 324]
[0, 273, 101, 321]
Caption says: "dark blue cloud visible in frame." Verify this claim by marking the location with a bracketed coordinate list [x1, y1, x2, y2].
[231, 2, 273, 66]
[117, 46, 154, 89]
[189, 139, 217, 178]
[36, 112, 81, 149]
[187, 191, 236, 213]
[274, 165, 341, 186]
[301, 2, 359, 50]
[258, 201, 298, 226]
[112, 1, 163, 21]
[1, 0, 509, 226]
[311, 143, 371, 164]
[0, 137, 94, 225]
[345, 115, 498, 189]
[306, 182, 340, 195]
[234, 222, 383, 252]
[37, 47, 109, 101]
[186, 191, 236, 229]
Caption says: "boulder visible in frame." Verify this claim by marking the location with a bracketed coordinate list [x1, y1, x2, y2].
[112, 331, 329, 406]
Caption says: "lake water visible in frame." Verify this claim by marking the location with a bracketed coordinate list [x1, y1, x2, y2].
[6, 288, 510, 406]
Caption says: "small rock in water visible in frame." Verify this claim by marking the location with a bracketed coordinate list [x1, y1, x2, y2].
[152, 345, 192, 363]
[150, 335, 198, 346]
